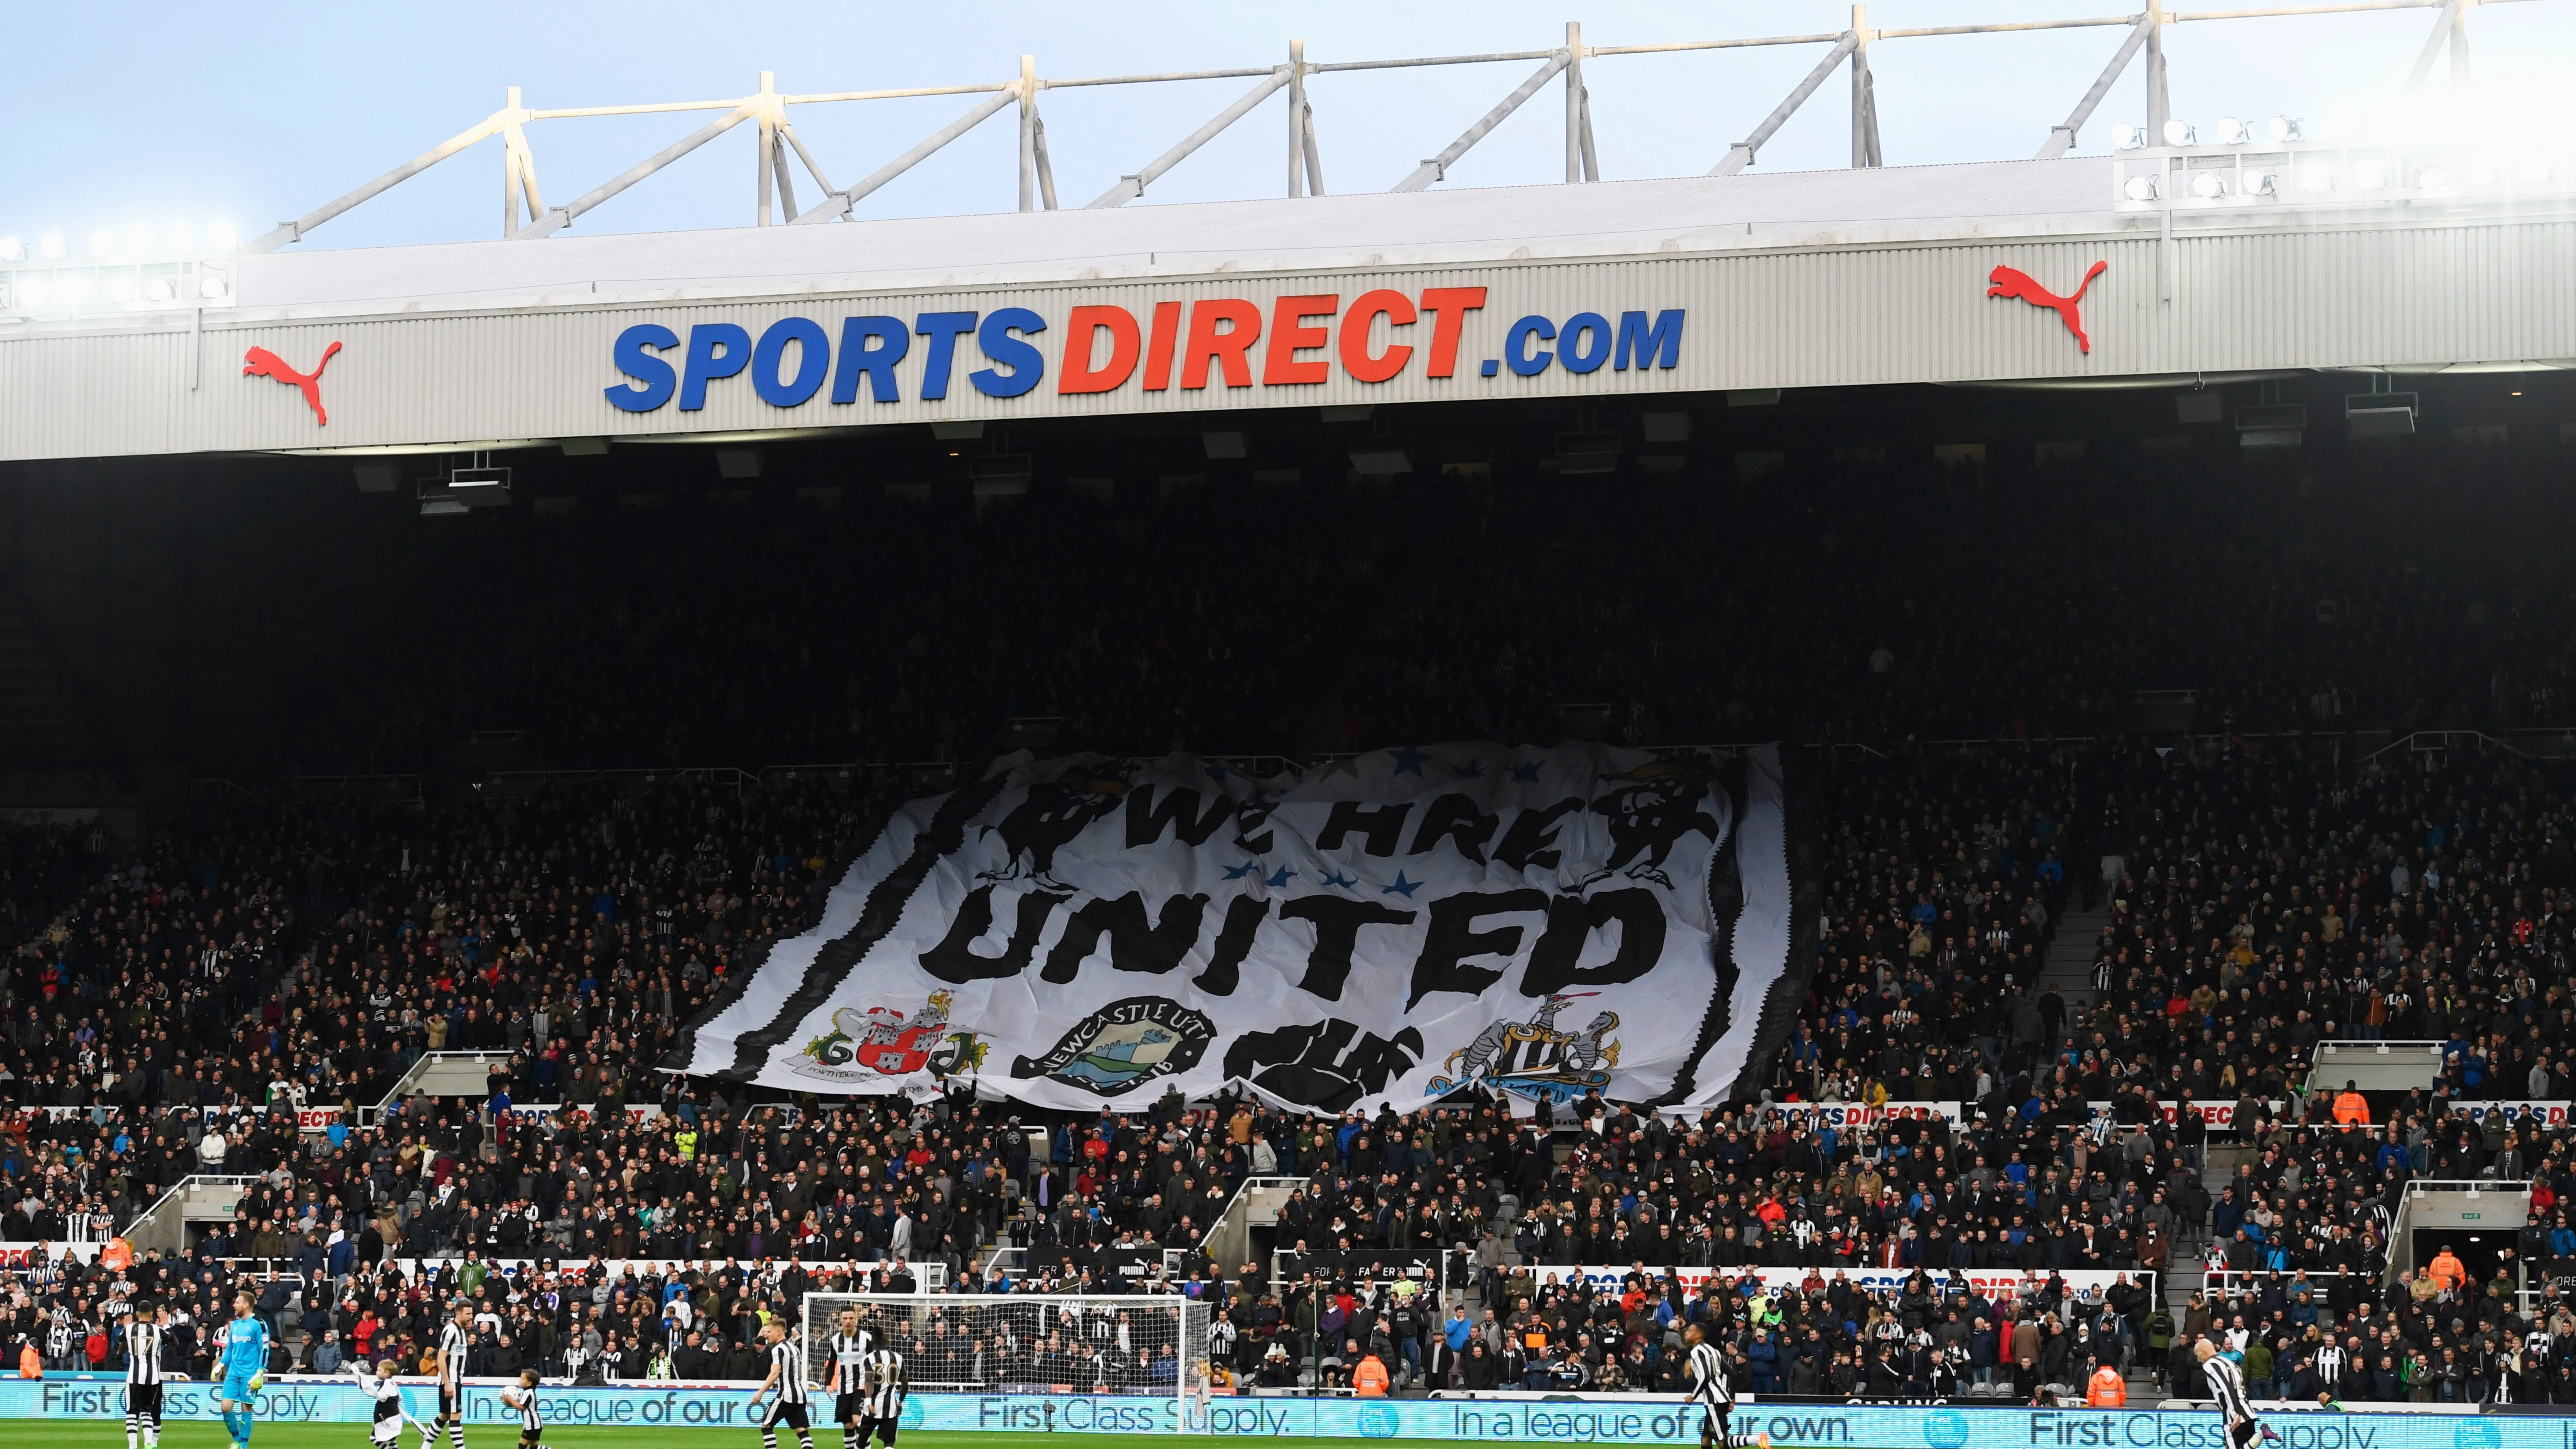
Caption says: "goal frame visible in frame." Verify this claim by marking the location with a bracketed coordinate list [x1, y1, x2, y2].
[799, 1291, 1211, 1427]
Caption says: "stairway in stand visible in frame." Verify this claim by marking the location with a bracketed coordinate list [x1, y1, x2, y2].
[2038, 903, 2112, 1008]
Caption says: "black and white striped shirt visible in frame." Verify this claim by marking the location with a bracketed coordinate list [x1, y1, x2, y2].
[509, 1388, 541, 1433]
[859, 1351, 905, 1421]
[2204, 1353, 2256, 1423]
[355, 1368, 404, 1434]
[439, 1322, 472, 1387]
[827, 1331, 872, 1392]
[1688, 1342, 1732, 1408]
[770, 1342, 808, 1404]
[126, 1323, 164, 1386]
[2311, 1344, 2345, 1386]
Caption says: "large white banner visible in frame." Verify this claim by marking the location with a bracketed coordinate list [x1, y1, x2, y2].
[669, 743, 1804, 1113]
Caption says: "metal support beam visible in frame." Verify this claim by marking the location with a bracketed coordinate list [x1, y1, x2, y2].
[757, 71, 777, 226]
[1301, 96, 1327, 194]
[1392, 53, 1569, 193]
[261, 5, 2550, 245]
[1308, 97, 1329, 192]
[1089, 70, 1288, 208]
[771, 129, 801, 222]
[1018, 56, 1039, 213]
[2404, 0, 2466, 89]
[793, 89, 1018, 224]
[2145, 0, 2171, 145]
[2036, 15, 2152, 157]
[1566, 87, 1587, 180]
[513, 100, 760, 239]
[1032, 113, 1060, 210]
[1712, 32, 1858, 175]
[778, 123, 839, 198]
[499, 87, 546, 238]
[1850, 6, 1882, 168]
[1565, 21, 1587, 183]
[1289, 39, 1310, 197]
[503, 89, 526, 239]
[248, 113, 507, 251]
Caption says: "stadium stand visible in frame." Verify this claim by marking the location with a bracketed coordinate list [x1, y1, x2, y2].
[3, 444, 2576, 1403]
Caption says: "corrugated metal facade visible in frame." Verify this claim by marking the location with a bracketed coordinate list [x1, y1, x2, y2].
[2, 210, 2571, 462]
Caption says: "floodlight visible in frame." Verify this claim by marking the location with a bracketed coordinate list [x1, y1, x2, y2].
[18, 279, 48, 308]
[206, 222, 235, 250]
[38, 234, 64, 260]
[2123, 174, 2160, 201]
[2263, 116, 2302, 143]
[2216, 117, 2250, 145]
[106, 277, 136, 304]
[144, 278, 174, 302]
[2110, 122, 2143, 149]
[164, 226, 193, 253]
[2241, 169, 2276, 197]
[2191, 172, 2227, 199]
[200, 276, 228, 301]
[86, 231, 115, 258]
[2162, 119, 2196, 147]
[2464, 153, 2499, 184]
[57, 276, 89, 305]
[2299, 164, 2336, 193]
[121, 227, 150, 257]
[2419, 165, 2449, 189]
[2352, 160, 2386, 190]
[0, 237, 18, 262]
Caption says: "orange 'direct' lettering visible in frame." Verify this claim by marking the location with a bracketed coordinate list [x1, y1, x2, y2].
[1338, 290, 1417, 384]
[1058, 305, 1143, 394]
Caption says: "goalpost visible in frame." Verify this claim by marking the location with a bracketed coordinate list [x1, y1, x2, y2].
[800, 1292, 1212, 1423]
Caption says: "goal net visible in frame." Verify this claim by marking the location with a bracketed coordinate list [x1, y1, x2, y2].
[800, 1292, 1212, 1410]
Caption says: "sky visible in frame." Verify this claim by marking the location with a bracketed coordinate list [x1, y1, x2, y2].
[6, 0, 2573, 254]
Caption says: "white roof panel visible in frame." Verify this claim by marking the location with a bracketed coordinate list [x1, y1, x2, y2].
[238, 156, 2120, 318]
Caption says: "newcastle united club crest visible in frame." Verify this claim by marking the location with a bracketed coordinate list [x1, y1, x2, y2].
[1011, 996, 1214, 1096]
[798, 991, 990, 1084]
[1426, 991, 1621, 1104]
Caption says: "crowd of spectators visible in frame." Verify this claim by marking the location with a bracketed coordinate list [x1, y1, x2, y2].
[261, 448, 2576, 774]
[2, 446, 2576, 1401]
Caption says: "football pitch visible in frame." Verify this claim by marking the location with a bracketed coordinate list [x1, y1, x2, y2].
[0, 1429, 1666, 1449]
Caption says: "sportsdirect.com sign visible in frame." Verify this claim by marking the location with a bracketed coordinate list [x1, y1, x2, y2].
[0, 1382, 2532, 1449]
[603, 290, 1685, 413]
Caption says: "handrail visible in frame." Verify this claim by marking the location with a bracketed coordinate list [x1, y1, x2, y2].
[119, 1173, 262, 1239]
[357, 1050, 510, 1127]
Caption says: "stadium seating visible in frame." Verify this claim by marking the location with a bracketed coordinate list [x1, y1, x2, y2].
[5, 445, 2576, 1401]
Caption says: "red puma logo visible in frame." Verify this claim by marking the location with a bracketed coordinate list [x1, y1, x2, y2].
[243, 342, 343, 425]
[1987, 261, 2108, 353]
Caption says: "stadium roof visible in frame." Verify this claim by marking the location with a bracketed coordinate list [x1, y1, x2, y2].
[238, 157, 2128, 320]
[5, 142, 2574, 463]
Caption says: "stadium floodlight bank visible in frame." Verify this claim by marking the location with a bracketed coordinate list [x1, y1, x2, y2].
[800, 1293, 1213, 1419]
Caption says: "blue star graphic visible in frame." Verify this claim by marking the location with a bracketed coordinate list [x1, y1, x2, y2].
[1452, 759, 1486, 778]
[1222, 861, 1261, 880]
[1510, 761, 1544, 783]
[1320, 871, 1358, 889]
[1388, 747, 1430, 776]
[1266, 866, 1298, 888]
[1382, 871, 1423, 897]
